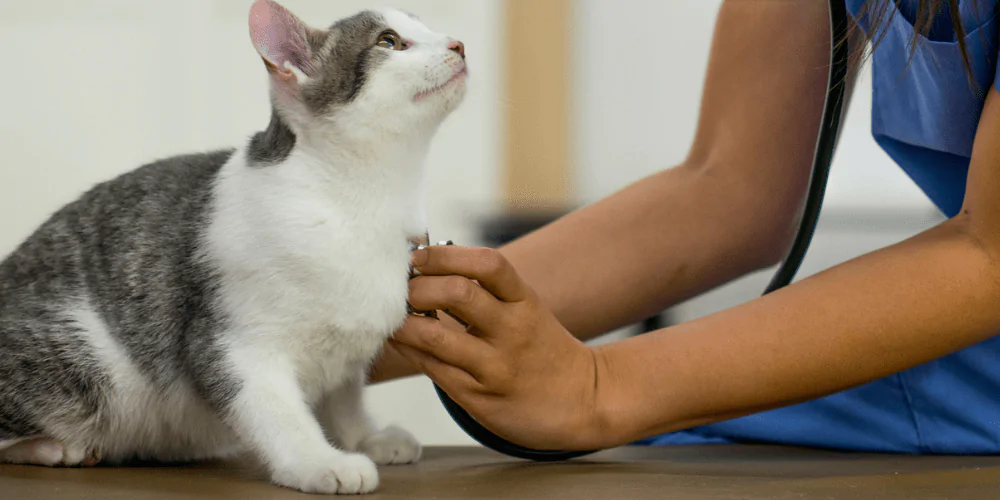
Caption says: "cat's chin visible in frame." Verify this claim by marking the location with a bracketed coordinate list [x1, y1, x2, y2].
[413, 66, 468, 103]
[410, 82, 468, 127]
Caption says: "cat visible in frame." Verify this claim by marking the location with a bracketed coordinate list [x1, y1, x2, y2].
[0, 0, 467, 495]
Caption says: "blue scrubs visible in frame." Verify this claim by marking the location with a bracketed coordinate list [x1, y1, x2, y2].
[641, 0, 1000, 454]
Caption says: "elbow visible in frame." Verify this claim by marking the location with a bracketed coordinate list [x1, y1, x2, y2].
[683, 157, 812, 274]
[750, 215, 800, 270]
[692, 158, 809, 273]
[723, 188, 803, 273]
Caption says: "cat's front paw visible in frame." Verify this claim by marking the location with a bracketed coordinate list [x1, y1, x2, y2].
[272, 451, 379, 495]
[358, 425, 421, 465]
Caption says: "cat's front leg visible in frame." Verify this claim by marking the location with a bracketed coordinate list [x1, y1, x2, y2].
[319, 373, 421, 465]
[221, 345, 379, 495]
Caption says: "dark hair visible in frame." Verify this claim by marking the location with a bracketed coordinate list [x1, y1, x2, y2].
[851, 0, 986, 80]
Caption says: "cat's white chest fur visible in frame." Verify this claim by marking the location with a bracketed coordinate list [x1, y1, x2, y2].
[205, 148, 423, 399]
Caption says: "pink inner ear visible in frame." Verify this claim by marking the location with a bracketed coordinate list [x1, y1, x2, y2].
[249, 0, 314, 78]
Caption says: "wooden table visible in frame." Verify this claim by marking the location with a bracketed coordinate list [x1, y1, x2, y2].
[2, 445, 999, 499]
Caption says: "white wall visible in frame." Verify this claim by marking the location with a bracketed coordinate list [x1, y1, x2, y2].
[0, 0, 498, 446]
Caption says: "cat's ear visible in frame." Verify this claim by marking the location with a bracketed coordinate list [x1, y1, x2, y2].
[249, 0, 316, 87]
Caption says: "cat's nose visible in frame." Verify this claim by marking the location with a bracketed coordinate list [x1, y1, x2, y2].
[448, 40, 465, 59]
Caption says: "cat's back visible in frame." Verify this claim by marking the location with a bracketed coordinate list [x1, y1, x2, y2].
[55, 148, 235, 245]
[0, 149, 235, 311]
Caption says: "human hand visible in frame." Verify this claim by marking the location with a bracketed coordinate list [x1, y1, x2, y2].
[391, 245, 608, 451]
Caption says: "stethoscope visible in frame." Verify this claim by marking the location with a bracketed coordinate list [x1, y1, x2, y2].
[430, 0, 850, 462]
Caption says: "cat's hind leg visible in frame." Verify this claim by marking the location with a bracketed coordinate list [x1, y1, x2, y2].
[0, 438, 101, 467]
[0, 312, 108, 468]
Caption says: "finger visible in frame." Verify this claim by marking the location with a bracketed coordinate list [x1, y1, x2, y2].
[390, 340, 481, 393]
[441, 309, 470, 328]
[412, 246, 528, 302]
[393, 315, 495, 377]
[409, 275, 507, 329]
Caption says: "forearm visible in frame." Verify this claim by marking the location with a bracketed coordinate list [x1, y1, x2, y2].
[370, 165, 786, 384]
[499, 163, 791, 341]
[369, 165, 784, 384]
[591, 216, 1000, 448]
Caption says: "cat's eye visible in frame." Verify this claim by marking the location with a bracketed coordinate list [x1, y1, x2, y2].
[377, 31, 404, 50]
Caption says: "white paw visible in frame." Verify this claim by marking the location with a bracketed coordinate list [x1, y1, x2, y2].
[272, 451, 379, 495]
[358, 425, 422, 465]
[23, 440, 63, 466]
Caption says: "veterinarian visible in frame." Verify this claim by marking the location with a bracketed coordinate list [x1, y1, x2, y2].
[378, 0, 1000, 454]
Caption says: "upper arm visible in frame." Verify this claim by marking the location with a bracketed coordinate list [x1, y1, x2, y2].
[686, 1, 861, 235]
[961, 17, 1000, 237]
[959, 86, 1000, 251]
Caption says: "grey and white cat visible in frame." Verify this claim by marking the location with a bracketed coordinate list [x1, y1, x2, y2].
[0, 0, 467, 494]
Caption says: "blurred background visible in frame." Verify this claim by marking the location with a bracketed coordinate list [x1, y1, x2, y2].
[0, 0, 944, 445]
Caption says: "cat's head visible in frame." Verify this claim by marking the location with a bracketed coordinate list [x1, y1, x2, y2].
[249, 0, 467, 141]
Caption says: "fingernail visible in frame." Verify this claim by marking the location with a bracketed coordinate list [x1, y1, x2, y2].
[411, 248, 429, 267]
